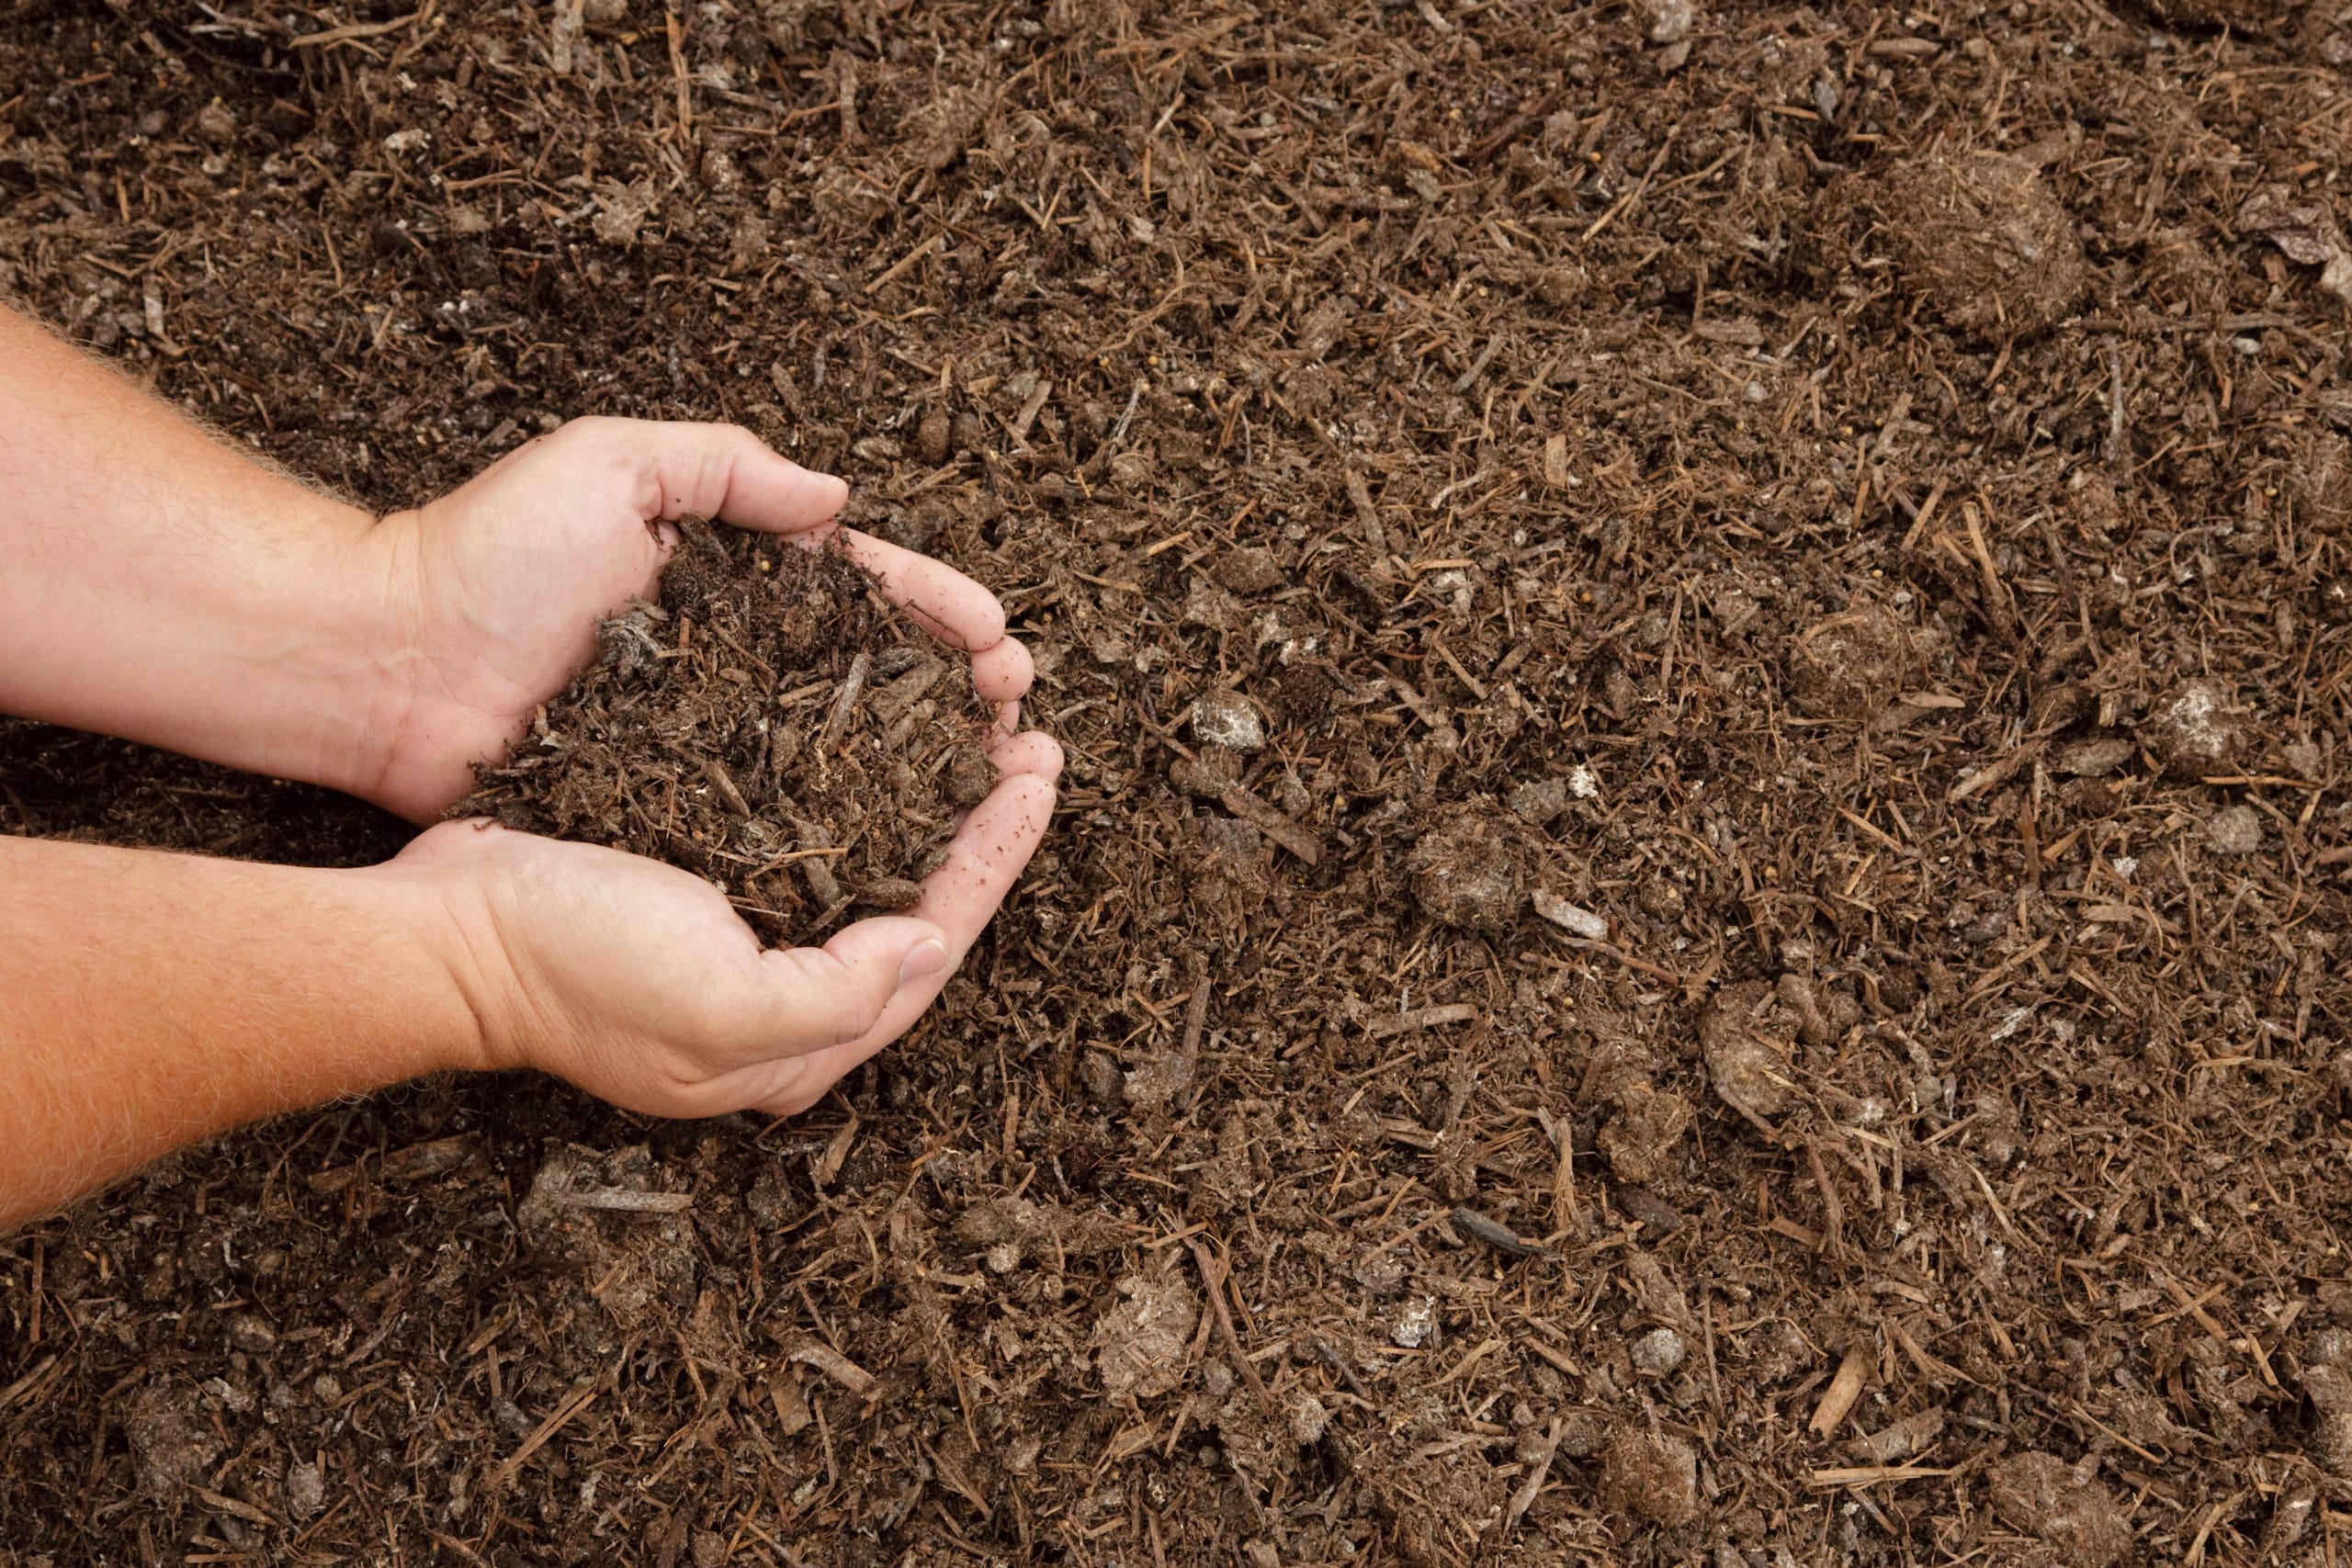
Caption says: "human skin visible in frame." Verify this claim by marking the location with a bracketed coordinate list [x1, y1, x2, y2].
[0, 304, 1059, 1229]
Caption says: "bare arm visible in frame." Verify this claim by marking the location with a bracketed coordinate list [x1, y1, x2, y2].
[0, 306, 405, 798]
[0, 834, 478, 1229]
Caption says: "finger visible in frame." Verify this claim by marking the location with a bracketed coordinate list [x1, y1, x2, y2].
[733, 772, 1057, 1112]
[968, 636, 1035, 704]
[725, 914, 947, 1067]
[988, 728, 1065, 783]
[786, 525, 1008, 654]
[560, 416, 849, 533]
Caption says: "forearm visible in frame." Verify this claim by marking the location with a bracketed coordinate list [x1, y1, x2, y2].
[0, 305, 410, 798]
[0, 834, 483, 1229]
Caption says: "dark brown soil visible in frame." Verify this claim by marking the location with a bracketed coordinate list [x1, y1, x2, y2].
[460, 525, 997, 945]
[6, 1, 2352, 1564]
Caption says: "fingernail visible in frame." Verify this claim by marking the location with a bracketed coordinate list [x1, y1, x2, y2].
[898, 938, 948, 986]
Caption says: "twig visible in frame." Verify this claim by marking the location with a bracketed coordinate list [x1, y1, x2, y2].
[1190, 1240, 1272, 1408]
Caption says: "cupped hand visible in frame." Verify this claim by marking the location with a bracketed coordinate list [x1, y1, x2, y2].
[357, 416, 1035, 822]
[404, 728, 1062, 1118]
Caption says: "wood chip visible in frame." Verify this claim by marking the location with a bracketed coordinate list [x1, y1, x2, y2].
[1810, 1344, 1871, 1436]
[787, 1340, 877, 1398]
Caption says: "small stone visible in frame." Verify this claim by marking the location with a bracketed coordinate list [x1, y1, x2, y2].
[582, 0, 628, 20]
[2206, 803, 2264, 855]
[194, 101, 238, 143]
[1190, 691, 1265, 752]
[1289, 1393, 1330, 1443]
[1631, 1327, 1688, 1377]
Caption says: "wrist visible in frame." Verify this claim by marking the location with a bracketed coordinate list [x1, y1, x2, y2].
[356, 853, 514, 1080]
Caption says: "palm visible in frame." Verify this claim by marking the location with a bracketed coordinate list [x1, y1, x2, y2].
[359, 418, 1031, 822]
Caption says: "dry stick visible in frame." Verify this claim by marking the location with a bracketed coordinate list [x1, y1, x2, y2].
[1503, 1416, 1565, 1535]
[1189, 1240, 1272, 1408]
[288, 8, 421, 47]
[820, 651, 871, 751]
[864, 232, 944, 296]
[490, 1381, 602, 1491]
[665, 6, 692, 142]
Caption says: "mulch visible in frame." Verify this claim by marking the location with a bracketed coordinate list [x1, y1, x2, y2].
[6, 0, 2352, 1562]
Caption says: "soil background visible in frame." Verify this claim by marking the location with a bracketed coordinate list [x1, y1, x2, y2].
[6, 0, 2352, 1563]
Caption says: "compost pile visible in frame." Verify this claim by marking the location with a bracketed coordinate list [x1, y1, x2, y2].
[460, 526, 997, 945]
[8, 0, 2352, 1564]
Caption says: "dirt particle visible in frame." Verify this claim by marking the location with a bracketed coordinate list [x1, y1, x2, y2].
[2143, 678, 2245, 780]
[1408, 816, 1521, 932]
[125, 1382, 220, 1500]
[1701, 981, 1798, 1120]
[1215, 547, 1286, 596]
[1602, 1427, 1701, 1526]
[1788, 605, 1912, 719]
[1984, 1452, 2132, 1565]
[2055, 735, 2135, 778]
[1828, 149, 2089, 338]
[1191, 690, 1266, 752]
[916, 407, 951, 466]
[1091, 1274, 1196, 1399]
[1600, 1079, 1692, 1183]
[2206, 803, 2264, 855]
[1631, 1327, 1688, 1378]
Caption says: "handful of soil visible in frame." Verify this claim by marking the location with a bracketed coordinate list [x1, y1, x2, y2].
[460, 524, 998, 945]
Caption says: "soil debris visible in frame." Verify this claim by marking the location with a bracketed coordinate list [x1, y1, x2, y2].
[460, 527, 992, 943]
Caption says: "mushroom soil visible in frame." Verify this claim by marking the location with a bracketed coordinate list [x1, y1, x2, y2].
[8, 1, 2352, 1563]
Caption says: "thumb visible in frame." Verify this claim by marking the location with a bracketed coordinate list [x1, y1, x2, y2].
[738, 915, 948, 1058]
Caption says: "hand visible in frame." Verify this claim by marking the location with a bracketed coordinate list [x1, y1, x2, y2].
[403, 727, 1061, 1117]
[356, 416, 1035, 822]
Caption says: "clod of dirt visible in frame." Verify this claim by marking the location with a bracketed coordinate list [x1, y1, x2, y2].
[461, 525, 995, 946]
[1191, 690, 1266, 752]
[2139, 0, 2300, 29]
[1508, 775, 1569, 824]
[1602, 1427, 1701, 1526]
[1826, 149, 2088, 338]
[1701, 981, 1799, 1120]
[2302, 1360, 2352, 1477]
[2055, 735, 2135, 777]
[1214, 547, 1286, 596]
[1599, 1079, 1692, 1183]
[1630, 1327, 1687, 1378]
[124, 1382, 220, 1500]
[285, 1460, 325, 1520]
[2206, 803, 2264, 855]
[514, 1145, 696, 1329]
[1091, 1273, 1196, 1398]
[2142, 678, 2245, 780]
[1984, 1452, 2132, 1565]
[1408, 816, 1521, 932]
[1787, 605, 1913, 719]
